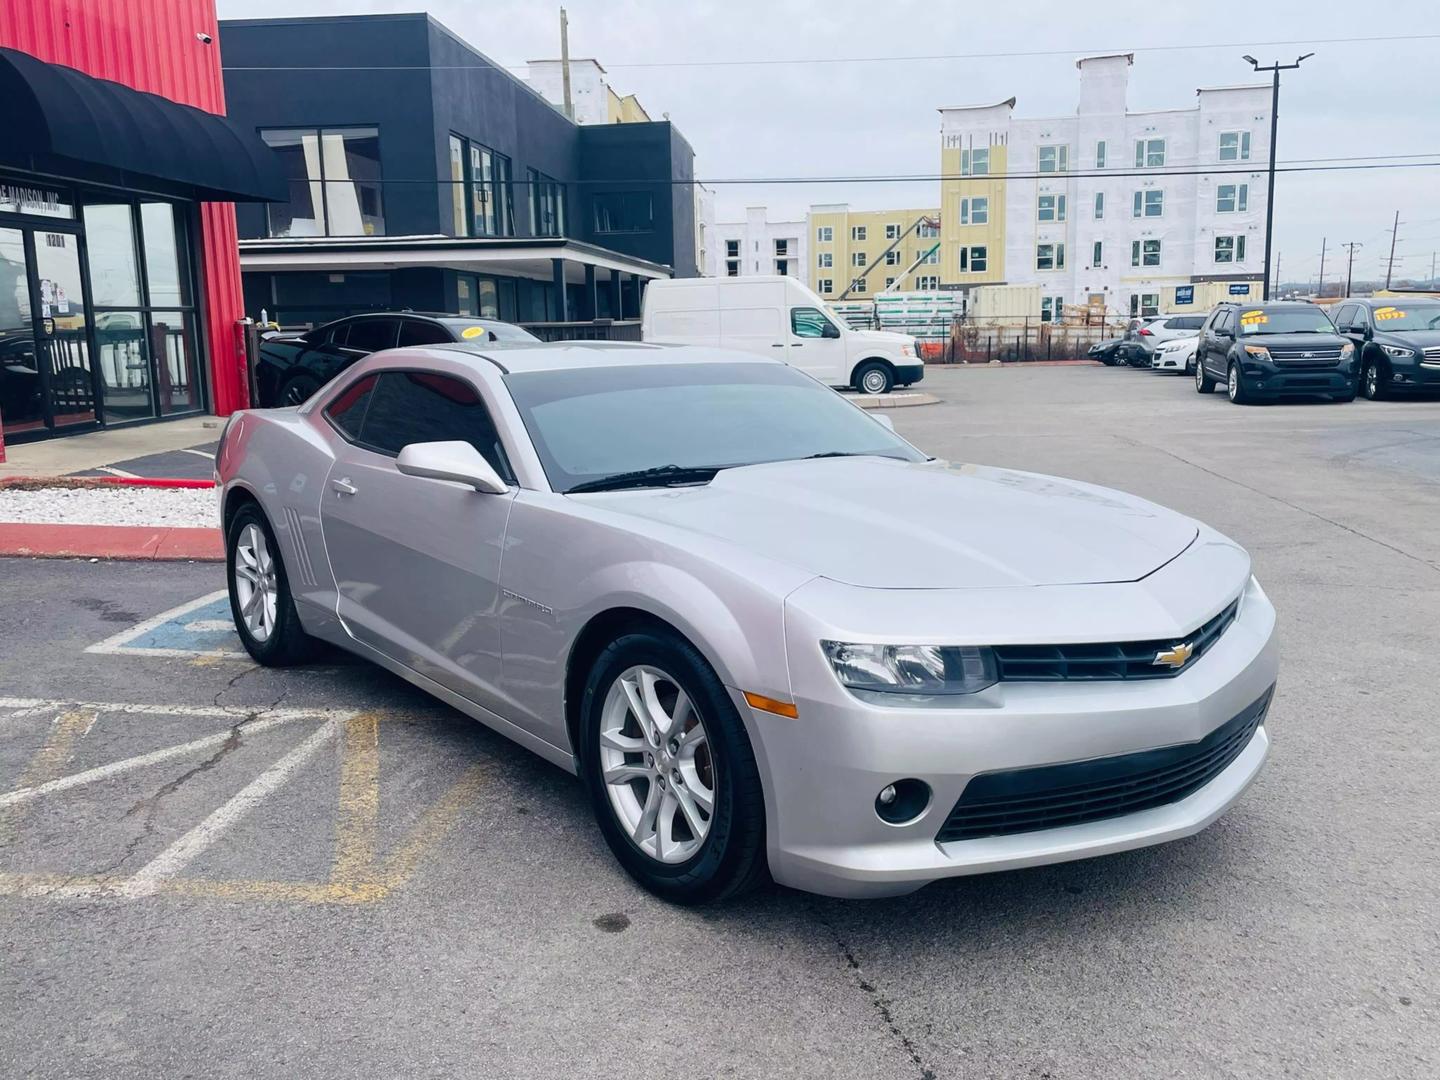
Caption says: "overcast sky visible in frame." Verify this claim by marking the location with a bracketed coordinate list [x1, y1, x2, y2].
[217, 0, 1440, 286]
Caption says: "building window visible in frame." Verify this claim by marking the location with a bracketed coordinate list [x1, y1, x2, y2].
[1038, 145, 1069, 173]
[917, 248, 939, 265]
[959, 245, 988, 272]
[528, 169, 566, 237]
[959, 197, 989, 225]
[464, 141, 514, 237]
[592, 191, 653, 234]
[818, 252, 833, 268]
[917, 222, 940, 238]
[1134, 138, 1166, 168]
[1036, 243, 1065, 271]
[1094, 192, 1104, 219]
[817, 225, 833, 242]
[1131, 238, 1162, 267]
[262, 127, 384, 237]
[916, 274, 940, 290]
[1219, 131, 1252, 161]
[961, 147, 990, 176]
[777, 259, 789, 275]
[1040, 296, 1064, 323]
[775, 239, 790, 256]
[852, 252, 867, 267]
[885, 276, 897, 288]
[851, 225, 867, 241]
[726, 240, 740, 258]
[1140, 292, 1160, 316]
[1037, 194, 1067, 222]
[851, 277, 867, 294]
[1132, 190, 1164, 218]
[885, 223, 901, 239]
[818, 278, 834, 293]
[1214, 234, 1247, 263]
[1095, 140, 1107, 168]
[725, 261, 739, 276]
[1216, 183, 1249, 213]
[1092, 240, 1103, 266]
[885, 250, 902, 266]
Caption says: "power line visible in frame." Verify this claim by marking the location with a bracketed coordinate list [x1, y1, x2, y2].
[219, 32, 1440, 72]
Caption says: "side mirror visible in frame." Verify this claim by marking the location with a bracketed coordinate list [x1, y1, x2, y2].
[822, 322, 842, 339]
[872, 413, 895, 431]
[396, 441, 508, 493]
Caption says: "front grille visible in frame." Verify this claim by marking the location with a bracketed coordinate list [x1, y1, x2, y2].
[934, 688, 1272, 843]
[1422, 345, 1440, 365]
[992, 599, 1239, 682]
[1266, 344, 1343, 370]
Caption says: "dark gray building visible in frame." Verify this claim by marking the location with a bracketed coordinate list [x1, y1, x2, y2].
[221, 13, 698, 328]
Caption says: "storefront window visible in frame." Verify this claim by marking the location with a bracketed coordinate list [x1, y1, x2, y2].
[95, 311, 151, 422]
[82, 203, 141, 306]
[262, 127, 385, 237]
[140, 202, 185, 305]
[31, 231, 95, 428]
[150, 311, 199, 414]
[0, 227, 42, 433]
[0, 182, 73, 219]
[477, 277, 499, 318]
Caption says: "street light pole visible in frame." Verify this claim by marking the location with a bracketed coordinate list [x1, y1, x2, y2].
[1243, 53, 1313, 301]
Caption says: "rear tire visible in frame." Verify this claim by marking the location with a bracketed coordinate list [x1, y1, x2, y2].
[1195, 358, 1216, 393]
[854, 361, 893, 395]
[580, 628, 767, 905]
[226, 503, 320, 666]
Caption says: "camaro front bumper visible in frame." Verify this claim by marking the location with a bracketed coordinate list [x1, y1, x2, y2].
[745, 544, 1278, 898]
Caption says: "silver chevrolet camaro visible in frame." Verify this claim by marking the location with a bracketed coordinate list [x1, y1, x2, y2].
[217, 342, 1278, 903]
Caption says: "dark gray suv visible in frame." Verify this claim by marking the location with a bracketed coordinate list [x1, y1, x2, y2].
[1332, 297, 1440, 400]
[1194, 301, 1357, 405]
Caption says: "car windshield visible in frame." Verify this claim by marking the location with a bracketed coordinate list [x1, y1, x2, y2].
[1238, 308, 1336, 336]
[505, 361, 927, 493]
[444, 320, 539, 343]
[1367, 304, 1440, 331]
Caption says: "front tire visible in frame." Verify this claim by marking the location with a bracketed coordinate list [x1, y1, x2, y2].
[580, 628, 767, 905]
[1363, 358, 1388, 400]
[1227, 362, 1254, 405]
[853, 361, 893, 395]
[226, 502, 319, 666]
[1195, 358, 1216, 393]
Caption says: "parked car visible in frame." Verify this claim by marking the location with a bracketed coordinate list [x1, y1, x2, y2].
[641, 275, 922, 394]
[1087, 337, 1126, 366]
[218, 341, 1278, 903]
[1194, 301, 1356, 404]
[254, 312, 538, 407]
[1122, 314, 1208, 367]
[1331, 297, 1440, 400]
[1151, 333, 1199, 375]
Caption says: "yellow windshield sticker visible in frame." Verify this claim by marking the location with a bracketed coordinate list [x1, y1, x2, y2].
[460, 326, 487, 339]
[1374, 306, 1406, 321]
[1239, 310, 1267, 327]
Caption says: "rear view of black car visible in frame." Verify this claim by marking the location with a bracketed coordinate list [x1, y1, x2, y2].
[254, 312, 538, 407]
[1332, 297, 1440, 400]
[1194, 301, 1356, 405]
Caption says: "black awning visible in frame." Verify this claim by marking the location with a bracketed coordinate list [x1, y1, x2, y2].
[0, 47, 286, 203]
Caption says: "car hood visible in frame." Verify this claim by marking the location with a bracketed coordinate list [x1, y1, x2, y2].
[1242, 332, 1346, 348]
[1375, 329, 1440, 349]
[848, 328, 911, 346]
[584, 457, 1198, 589]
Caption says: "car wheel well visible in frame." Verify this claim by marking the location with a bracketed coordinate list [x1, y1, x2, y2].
[564, 607, 694, 762]
[222, 486, 261, 534]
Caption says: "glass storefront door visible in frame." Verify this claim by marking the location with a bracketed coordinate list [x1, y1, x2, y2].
[0, 226, 97, 435]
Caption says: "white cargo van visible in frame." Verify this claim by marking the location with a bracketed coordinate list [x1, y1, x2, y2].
[641, 275, 923, 394]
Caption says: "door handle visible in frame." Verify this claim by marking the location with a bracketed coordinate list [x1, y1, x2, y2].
[331, 477, 358, 496]
[771, 343, 785, 347]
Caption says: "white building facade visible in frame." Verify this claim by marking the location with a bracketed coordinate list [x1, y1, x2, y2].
[940, 54, 1269, 320]
[708, 206, 807, 279]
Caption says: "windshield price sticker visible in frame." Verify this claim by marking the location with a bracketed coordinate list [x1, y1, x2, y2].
[1374, 306, 1406, 321]
[1240, 310, 1268, 327]
[461, 326, 486, 339]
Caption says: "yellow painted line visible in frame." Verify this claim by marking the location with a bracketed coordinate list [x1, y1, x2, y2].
[373, 760, 492, 891]
[0, 710, 96, 840]
[331, 712, 381, 886]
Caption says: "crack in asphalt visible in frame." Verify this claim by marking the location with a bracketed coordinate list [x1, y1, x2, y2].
[813, 903, 937, 1080]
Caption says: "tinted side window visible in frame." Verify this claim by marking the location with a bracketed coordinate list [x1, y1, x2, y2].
[328, 322, 351, 347]
[790, 306, 831, 338]
[359, 370, 511, 477]
[1217, 310, 1236, 334]
[1333, 305, 1355, 330]
[325, 373, 378, 439]
[398, 319, 453, 347]
[1174, 316, 1204, 330]
[346, 318, 399, 353]
[1351, 306, 1371, 329]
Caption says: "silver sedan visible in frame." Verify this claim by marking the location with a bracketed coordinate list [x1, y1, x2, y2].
[217, 342, 1278, 902]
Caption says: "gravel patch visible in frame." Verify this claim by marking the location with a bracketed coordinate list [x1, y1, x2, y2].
[0, 486, 217, 528]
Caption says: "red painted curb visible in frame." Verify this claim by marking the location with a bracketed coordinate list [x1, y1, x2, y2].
[0, 476, 214, 489]
[0, 523, 224, 562]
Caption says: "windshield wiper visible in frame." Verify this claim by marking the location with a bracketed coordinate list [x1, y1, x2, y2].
[566, 464, 724, 494]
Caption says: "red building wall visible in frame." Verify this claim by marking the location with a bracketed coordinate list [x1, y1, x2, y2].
[1, 0, 250, 414]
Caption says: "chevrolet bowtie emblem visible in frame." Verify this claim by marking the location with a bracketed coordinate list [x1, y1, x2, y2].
[1153, 641, 1194, 669]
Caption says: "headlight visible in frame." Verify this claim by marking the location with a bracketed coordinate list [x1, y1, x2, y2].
[1243, 344, 1271, 360]
[1381, 344, 1413, 358]
[901, 343, 916, 358]
[821, 641, 998, 696]
[1339, 342, 1355, 359]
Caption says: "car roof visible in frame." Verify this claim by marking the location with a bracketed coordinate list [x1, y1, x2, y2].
[413, 341, 776, 375]
[1351, 296, 1440, 306]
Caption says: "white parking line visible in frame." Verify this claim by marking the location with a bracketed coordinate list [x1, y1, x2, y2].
[179, 448, 216, 460]
[120, 719, 340, 897]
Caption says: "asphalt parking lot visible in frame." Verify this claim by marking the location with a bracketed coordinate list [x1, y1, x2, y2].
[3, 364, 1438, 1079]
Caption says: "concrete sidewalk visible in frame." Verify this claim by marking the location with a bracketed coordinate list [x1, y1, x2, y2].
[0, 416, 221, 480]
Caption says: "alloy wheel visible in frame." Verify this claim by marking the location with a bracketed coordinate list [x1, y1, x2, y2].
[1227, 365, 1239, 401]
[1365, 363, 1379, 399]
[599, 664, 715, 864]
[233, 523, 279, 643]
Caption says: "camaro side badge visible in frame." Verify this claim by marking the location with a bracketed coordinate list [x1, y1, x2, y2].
[1154, 641, 1195, 669]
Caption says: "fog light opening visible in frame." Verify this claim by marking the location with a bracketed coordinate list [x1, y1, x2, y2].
[874, 778, 932, 826]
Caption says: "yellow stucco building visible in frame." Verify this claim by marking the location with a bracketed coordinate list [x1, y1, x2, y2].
[807, 204, 941, 299]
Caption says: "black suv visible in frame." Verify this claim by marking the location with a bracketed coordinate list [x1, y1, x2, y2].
[1331, 296, 1440, 400]
[1194, 301, 1356, 404]
[255, 312, 538, 407]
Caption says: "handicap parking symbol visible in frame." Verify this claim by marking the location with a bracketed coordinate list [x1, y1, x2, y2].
[86, 591, 248, 660]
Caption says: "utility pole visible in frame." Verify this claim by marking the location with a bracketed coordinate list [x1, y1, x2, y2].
[1342, 241, 1363, 296]
[1243, 52, 1312, 301]
[559, 7, 573, 121]
[1385, 210, 1401, 289]
[1317, 237, 1327, 298]
[1431, 250, 1436, 288]
[1274, 250, 1282, 297]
